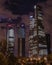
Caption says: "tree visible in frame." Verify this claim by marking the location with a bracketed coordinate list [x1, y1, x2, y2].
[7, 53, 17, 65]
[0, 39, 7, 54]
[0, 52, 8, 65]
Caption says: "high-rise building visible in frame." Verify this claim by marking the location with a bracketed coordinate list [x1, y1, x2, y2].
[17, 23, 25, 57]
[7, 24, 15, 54]
[0, 17, 26, 57]
[29, 5, 48, 57]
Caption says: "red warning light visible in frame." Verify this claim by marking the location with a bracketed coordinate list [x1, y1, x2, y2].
[8, 24, 12, 27]
[7, 24, 15, 27]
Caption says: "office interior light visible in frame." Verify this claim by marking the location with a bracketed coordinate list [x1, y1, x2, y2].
[20, 23, 25, 28]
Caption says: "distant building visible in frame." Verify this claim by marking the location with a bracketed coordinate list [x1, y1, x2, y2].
[0, 17, 27, 57]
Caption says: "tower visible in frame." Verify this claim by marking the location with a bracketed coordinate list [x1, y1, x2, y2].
[7, 24, 15, 54]
[29, 5, 48, 57]
[17, 23, 25, 57]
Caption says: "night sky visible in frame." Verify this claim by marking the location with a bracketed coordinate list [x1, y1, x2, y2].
[4, 0, 47, 15]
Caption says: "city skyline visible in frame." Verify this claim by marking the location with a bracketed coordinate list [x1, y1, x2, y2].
[0, 0, 52, 57]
